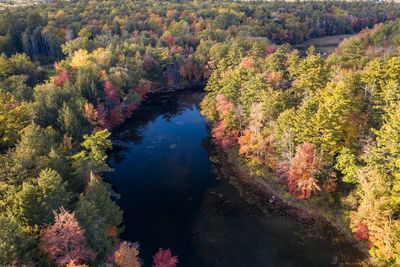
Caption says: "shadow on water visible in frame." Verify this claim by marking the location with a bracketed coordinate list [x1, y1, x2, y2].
[105, 88, 364, 267]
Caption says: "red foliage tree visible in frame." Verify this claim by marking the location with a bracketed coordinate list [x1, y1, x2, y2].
[40, 208, 95, 266]
[96, 102, 109, 129]
[215, 94, 235, 118]
[266, 45, 276, 55]
[163, 35, 176, 47]
[211, 121, 238, 151]
[355, 222, 374, 248]
[104, 81, 121, 106]
[170, 45, 184, 55]
[54, 70, 69, 86]
[212, 94, 238, 151]
[143, 55, 154, 71]
[124, 103, 137, 119]
[152, 248, 178, 267]
[287, 143, 322, 199]
[179, 55, 201, 82]
[355, 222, 369, 241]
[109, 105, 124, 128]
[165, 70, 176, 87]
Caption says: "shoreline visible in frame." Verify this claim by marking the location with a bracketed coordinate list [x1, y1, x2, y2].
[206, 141, 369, 265]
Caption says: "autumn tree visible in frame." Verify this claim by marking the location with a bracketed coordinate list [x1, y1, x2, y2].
[40, 208, 95, 266]
[114, 241, 141, 267]
[238, 103, 268, 166]
[66, 261, 89, 267]
[83, 102, 98, 126]
[54, 70, 69, 86]
[70, 49, 91, 69]
[349, 167, 400, 265]
[288, 143, 322, 199]
[211, 94, 239, 150]
[83, 102, 110, 129]
[152, 248, 178, 267]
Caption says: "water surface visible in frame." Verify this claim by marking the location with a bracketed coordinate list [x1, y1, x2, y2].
[106, 89, 361, 267]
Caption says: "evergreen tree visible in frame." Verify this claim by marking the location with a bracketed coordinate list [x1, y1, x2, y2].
[10, 168, 71, 227]
[76, 173, 122, 256]
[0, 216, 35, 265]
[72, 129, 113, 178]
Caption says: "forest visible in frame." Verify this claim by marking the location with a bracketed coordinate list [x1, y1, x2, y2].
[1, 0, 400, 266]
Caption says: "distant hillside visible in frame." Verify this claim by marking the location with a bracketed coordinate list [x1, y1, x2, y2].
[334, 19, 400, 58]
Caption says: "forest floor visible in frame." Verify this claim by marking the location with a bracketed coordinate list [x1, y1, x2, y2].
[293, 34, 355, 54]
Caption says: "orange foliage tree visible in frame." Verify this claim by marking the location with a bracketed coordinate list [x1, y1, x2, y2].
[211, 94, 239, 150]
[288, 143, 322, 199]
[66, 261, 89, 267]
[114, 241, 141, 267]
[238, 103, 268, 164]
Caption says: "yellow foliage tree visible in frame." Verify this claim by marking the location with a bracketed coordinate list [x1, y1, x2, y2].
[66, 261, 89, 267]
[70, 49, 91, 68]
[114, 241, 141, 267]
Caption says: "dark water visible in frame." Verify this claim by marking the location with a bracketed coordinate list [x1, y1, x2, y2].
[106, 89, 361, 267]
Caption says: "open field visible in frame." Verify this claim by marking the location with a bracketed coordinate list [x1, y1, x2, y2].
[293, 34, 355, 54]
